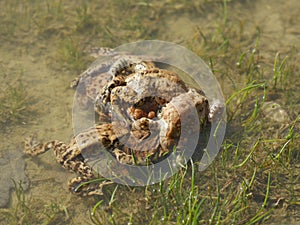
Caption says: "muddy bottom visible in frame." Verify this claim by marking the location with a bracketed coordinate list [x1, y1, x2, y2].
[0, 0, 299, 224]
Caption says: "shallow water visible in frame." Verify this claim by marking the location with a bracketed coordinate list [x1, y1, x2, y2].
[0, 0, 299, 224]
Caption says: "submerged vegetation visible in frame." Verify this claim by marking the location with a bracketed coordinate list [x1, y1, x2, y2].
[0, 181, 68, 225]
[0, 64, 31, 127]
[0, 0, 299, 224]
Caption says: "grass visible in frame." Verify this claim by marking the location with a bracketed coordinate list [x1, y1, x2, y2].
[88, 142, 295, 225]
[272, 52, 290, 90]
[84, 1, 299, 224]
[0, 65, 32, 127]
[87, 104, 298, 225]
[56, 37, 88, 73]
[75, 3, 96, 32]
[0, 0, 299, 224]
[0, 82, 28, 125]
[0, 181, 69, 225]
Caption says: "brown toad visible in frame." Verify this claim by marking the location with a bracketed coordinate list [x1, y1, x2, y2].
[71, 47, 156, 113]
[25, 51, 213, 196]
[24, 87, 209, 195]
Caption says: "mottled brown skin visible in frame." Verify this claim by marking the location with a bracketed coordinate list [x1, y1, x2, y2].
[24, 124, 116, 196]
[74, 58, 156, 111]
[25, 55, 211, 196]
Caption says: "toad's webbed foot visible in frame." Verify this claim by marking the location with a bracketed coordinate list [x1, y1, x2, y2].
[68, 176, 113, 196]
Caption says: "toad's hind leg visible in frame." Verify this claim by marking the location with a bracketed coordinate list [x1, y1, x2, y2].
[24, 135, 111, 196]
[24, 135, 94, 178]
[24, 135, 64, 157]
